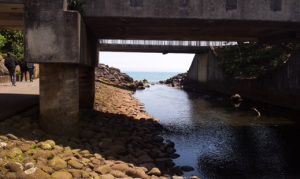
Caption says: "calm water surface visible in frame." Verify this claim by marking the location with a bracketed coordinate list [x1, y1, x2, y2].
[134, 84, 300, 178]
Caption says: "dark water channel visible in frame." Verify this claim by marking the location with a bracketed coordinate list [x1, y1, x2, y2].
[134, 84, 300, 179]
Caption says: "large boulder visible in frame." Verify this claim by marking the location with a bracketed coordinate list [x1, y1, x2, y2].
[0, 55, 9, 75]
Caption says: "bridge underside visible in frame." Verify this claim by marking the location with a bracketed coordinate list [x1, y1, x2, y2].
[84, 17, 300, 43]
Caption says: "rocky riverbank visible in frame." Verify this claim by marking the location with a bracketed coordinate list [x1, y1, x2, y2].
[95, 64, 148, 91]
[0, 67, 198, 178]
[160, 73, 187, 88]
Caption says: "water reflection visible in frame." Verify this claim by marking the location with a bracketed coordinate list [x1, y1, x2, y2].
[134, 84, 300, 178]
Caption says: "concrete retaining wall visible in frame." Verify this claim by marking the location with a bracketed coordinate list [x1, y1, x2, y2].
[0, 75, 10, 83]
[186, 48, 300, 110]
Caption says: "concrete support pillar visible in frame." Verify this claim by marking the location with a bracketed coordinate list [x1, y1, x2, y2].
[39, 63, 79, 136]
[79, 66, 95, 109]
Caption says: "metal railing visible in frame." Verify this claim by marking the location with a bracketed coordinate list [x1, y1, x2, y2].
[99, 39, 236, 47]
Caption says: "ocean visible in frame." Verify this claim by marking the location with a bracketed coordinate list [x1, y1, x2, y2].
[123, 71, 183, 83]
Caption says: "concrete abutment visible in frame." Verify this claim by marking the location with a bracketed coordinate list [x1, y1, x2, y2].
[186, 49, 300, 110]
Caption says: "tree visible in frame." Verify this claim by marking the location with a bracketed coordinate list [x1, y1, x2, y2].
[215, 42, 294, 79]
[0, 30, 24, 59]
[0, 34, 6, 49]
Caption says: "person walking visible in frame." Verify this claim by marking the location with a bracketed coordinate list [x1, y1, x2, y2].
[19, 58, 28, 82]
[4, 53, 19, 86]
[27, 62, 35, 82]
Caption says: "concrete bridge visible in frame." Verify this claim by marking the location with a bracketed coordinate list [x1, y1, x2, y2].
[1, 0, 300, 136]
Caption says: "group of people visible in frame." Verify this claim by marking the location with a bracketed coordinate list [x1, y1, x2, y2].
[4, 53, 35, 86]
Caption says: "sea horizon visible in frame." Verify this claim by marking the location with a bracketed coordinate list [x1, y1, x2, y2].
[123, 71, 185, 83]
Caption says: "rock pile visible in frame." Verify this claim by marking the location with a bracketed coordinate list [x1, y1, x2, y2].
[95, 64, 149, 91]
[94, 81, 157, 120]
[0, 106, 197, 179]
[162, 73, 187, 87]
[95, 64, 137, 91]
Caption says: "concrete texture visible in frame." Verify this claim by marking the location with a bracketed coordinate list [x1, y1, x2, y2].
[186, 48, 300, 110]
[83, 0, 300, 42]
[3, 0, 300, 41]
[79, 65, 95, 109]
[39, 64, 79, 137]
[0, 79, 39, 121]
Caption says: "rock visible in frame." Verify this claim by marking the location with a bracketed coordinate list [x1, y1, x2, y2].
[0, 142, 7, 148]
[166, 147, 176, 154]
[169, 153, 180, 159]
[5, 172, 17, 179]
[37, 142, 52, 150]
[139, 163, 156, 171]
[111, 163, 130, 172]
[95, 165, 112, 174]
[49, 158, 67, 171]
[126, 168, 149, 179]
[68, 169, 89, 178]
[0, 135, 8, 141]
[172, 176, 184, 179]
[24, 167, 37, 175]
[100, 174, 115, 179]
[147, 167, 161, 176]
[51, 171, 72, 179]
[19, 144, 31, 152]
[41, 166, 54, 174]
[6, 134, 18, 140]
[4, 162, 24, 172]
[138, 154, 154, 164]
[68, 159, 83, 169]
[33, 150, 55, 160]
[110, 170, 127, 178]
[180, 165, 194, 172]
[24, 162, 35, 170]
[7, 147, 22, 158]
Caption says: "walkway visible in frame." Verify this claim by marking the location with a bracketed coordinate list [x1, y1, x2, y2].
[0, 79, 39, 121]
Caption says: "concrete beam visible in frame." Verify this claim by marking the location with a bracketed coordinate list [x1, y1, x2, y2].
[24, 0, 99, 65]
[83, 0, 300, 42]
[0, 2, 23, 30]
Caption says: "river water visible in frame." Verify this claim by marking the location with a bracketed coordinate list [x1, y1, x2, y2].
[134, 84, 300, 178]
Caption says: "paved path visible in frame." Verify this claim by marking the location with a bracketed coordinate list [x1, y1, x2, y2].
[0, 79, 39, 121]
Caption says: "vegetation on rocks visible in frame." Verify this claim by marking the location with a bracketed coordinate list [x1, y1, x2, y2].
[215, 42, 295, 79]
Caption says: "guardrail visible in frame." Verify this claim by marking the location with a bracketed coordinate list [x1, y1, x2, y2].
[99, 39, 236, 47]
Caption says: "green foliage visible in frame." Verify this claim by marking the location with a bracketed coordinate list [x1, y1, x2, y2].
[68, 0, 85, 14]
[0, 30, 24, 58]
[0, 34, 6, 49]
[215, 43, 294, 79]
[30, 143, 36, 149]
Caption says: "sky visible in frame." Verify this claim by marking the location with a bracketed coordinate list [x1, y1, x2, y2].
[99, 52, 194, 72]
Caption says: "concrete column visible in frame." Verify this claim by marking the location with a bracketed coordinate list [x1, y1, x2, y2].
[79, 66, 95, 109]
[39, 63, 79, 136]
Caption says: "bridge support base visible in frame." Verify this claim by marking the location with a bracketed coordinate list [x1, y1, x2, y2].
[39, 63, 79, 137]
[79, 66, 95, 109]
